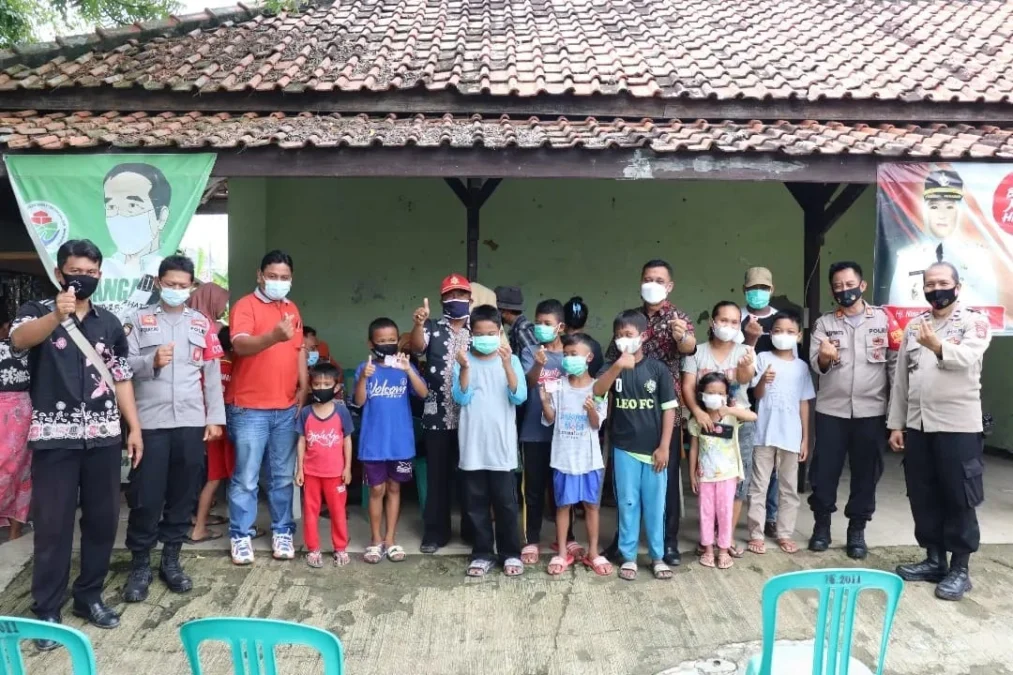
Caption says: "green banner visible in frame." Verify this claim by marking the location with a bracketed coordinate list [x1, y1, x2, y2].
[4, 154, 216, 323]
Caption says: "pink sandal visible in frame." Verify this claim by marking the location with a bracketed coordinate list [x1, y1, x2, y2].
[583, 555, 613, 577]
[520, 544, 539, 565]
[547, 555, 573, 575]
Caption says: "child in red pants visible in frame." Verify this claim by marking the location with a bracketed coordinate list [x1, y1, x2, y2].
[296, 363, 354, 567]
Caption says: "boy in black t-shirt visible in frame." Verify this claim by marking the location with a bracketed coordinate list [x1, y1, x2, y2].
[595, 310, 678, 581]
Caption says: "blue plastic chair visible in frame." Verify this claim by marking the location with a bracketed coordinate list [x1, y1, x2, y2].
[745, 568, 903, 675]
[179, 617, 344, 675]
[0, 616, 97, 675]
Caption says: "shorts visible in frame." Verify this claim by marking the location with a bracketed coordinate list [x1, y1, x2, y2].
[736, 421, 756, 501]
[552, 469, 604, 507]
[363, 460, 414, 487]
[206, 436, 235, 481]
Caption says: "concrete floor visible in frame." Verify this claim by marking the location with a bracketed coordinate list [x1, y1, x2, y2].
[1, 454, 1012, 674]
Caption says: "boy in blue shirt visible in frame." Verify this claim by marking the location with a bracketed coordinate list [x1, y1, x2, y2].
[354, 318, 428, 564]
[452, 305, 527, 578]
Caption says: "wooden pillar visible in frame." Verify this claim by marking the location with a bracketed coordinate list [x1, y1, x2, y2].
[445, 178, 503, 283]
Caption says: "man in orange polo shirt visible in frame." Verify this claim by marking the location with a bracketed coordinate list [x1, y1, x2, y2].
[227, 250, 309, 565]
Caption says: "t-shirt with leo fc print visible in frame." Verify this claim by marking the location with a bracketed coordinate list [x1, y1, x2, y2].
[298, 403, 355, 478]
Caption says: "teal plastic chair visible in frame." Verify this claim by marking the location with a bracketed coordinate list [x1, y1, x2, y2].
[0, 617, 97, 675]
[745, 568, 903, 675]
[179, 618, 344, 675]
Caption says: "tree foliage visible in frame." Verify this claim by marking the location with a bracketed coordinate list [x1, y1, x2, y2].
[0, 0, 179, 48]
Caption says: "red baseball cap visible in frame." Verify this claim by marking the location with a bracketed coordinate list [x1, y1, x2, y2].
[441, 273, 471, 295]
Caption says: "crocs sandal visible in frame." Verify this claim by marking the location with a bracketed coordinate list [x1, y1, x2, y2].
[652, 561, 673, 580]
[547, 555, 573, 575]
[364, 544, 385, 564]
[333, 551, 351, 566]
[503, 557, 524, 577]
[583, 555, 613, 577]
[521, 544, 540, 565]
[386, 545, 406, 562]
[306, 551, 324, 568]
[777, 538, 799, 554]
[747, 539, 766, 554]
[467, 559, 495, 578]
[717, 550, 734, 569]
[699, 550, 716, 568]
[619, 561, 638, 581]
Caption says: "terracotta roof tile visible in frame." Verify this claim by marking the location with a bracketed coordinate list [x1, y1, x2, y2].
[1, 111, 1011, 159]
[0, 0, 1011, 102]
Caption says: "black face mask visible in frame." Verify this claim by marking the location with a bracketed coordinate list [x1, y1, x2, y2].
[925, 287, 957, 310]
[372, 343, 399, 359]
[310, 388, 336, 404]
[833, 288, 862, 308]
[62, 274, 99, 300]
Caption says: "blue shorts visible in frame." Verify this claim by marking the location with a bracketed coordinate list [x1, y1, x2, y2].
[553, 469, 604, 507]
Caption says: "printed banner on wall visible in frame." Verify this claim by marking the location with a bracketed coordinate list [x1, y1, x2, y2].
[874, 162, 1013, 335]
[4, 154, 216, 323]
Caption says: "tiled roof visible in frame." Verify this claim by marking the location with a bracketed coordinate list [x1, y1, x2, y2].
[0, 0, 1012, 102]
[2, 111, 1011, 158]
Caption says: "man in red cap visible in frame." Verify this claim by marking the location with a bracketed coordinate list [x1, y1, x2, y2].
[410, 274, 475, 553]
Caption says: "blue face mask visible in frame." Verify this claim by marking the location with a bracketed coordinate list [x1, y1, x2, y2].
[263, 279, 291, 301]
[442, 299, 470, 320]
[160, 287, 190, 307]
[745, 289, 771, 309]
[533, 324, 558, 344]
[471, 335, 500, 355]
[306, 350, 320, 367]
[561, 355, 589, 376]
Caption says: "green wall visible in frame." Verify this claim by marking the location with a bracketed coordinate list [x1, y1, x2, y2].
[228, 177, 1013, 451]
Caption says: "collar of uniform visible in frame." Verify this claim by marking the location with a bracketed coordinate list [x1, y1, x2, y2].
[254, 287, 290, 304]
[152, 304, 196, 316]
[834, 302, 874, 320]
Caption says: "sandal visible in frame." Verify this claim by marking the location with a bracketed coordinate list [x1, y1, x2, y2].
[386, 545, 406, 562]
[717, 550, 734, 569]
[728, 544, 745, 559]
[333, 551, 351, 566]
[747, 539, 766, 555]
[205, 515, 228, 527]
[185, 530, 223, 545]
[520, 544, 540, 565]
[619, 561, 638, 581]
[306, 551, 324, 568]
[777, 538, 799, 554]
[552, 541, 587, 560]
[547, 555, 573, 576]
[583, 555, 613, 577]
[364, 544, 385, 564]
[699, 550, 716, 568]
[503, 557, 524, 577]
[652, 561, 673, 580]
[467, 559, 494, 577]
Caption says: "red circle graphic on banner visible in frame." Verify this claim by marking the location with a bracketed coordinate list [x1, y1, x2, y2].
[994, 172, 1013, 235]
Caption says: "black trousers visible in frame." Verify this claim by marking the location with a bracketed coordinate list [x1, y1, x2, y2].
[422, 429, 474, 546]
[663, 425, 682, 550]
[903, 429, 984, 558]
[31, 444, 121, 617]
[126, 427, 206, 552]
[807, 414, 885, 522]
[462, 470, 521, 562]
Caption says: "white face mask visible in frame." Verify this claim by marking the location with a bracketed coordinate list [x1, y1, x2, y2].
[263, 279, 292, 301]
[615, 336, 642, 354]
[712, 325, 738, 342]
[107, 213, 153, 256]
[640, 282, 668, 305]
[771, 334, 797, 351]
[702, 393, 725, 411]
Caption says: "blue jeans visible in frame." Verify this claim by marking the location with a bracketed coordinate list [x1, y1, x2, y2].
[227, 405, 298, 539]
[614, 448, 667, 562]
[767, 469, 779, 523]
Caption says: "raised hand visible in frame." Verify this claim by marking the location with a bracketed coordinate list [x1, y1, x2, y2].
[414, 298, 431, 326]
[669, 318, 688, 341]
[818, 338, 839, 363]
[497, 344, 513, 368]
[272, 313, 295, 342]
[534, 345, 548, 366]
[737, 347, 755, 368]
[617, 351, 636, 370]
[154, 342, 174, 369]
[583, 395, 596, 414]
[762, 365, 776, 384]
[364, 354, 376, 377]
[916, 320, 941, 352]
[55, 286, 76, 321]
[391, 353, 410, 371]
[455, 344, 470, 368]
[744, 316, 763, 340]
[539, 383, 552, 405]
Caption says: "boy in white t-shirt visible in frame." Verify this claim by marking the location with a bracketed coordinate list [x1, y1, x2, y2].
[746, 312, 816, 556]
[541, 333, 610, 576]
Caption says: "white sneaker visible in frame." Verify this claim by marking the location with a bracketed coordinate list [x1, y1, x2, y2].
[231, 536, 254, 565]
[272, 532, 295, 560]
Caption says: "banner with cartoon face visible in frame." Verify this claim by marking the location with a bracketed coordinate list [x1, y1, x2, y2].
[4, 154, 216, 323]
[875, 162, 1013, 334]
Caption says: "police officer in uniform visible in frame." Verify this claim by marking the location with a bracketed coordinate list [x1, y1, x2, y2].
[122, 255, 226, 602]
[807, 262, 899, 559]
[888, 261, 991, 601]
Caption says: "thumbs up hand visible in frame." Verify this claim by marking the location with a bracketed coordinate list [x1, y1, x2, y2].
[818, 338, 839, 363]
[364, 354, 376, 378]
[762, 365, 776, 385]
[55, 286, 76, 321]
[414, 298, 431, 326]
[534, 345, 548, 366]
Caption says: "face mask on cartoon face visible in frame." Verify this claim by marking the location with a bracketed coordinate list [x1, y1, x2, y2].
[702, 393, 725, 411]
[615, 336, 642, 354]
[159, 287, 190, 308]
[306, 350, 320, 367]
[712, 325, 738, 342]
[771, 333, 797, 351]
[533, 324, 558, 344]
[309, 387, 335, 403]
[561, 355, 589, 376]
[471, 335, 500, 354]
[640, 282, 668, 305]
[263, 279, 291, 301]
[745, 289, 771, 309]
[925, 287, 957, 310]
[107, 213, 154, 256]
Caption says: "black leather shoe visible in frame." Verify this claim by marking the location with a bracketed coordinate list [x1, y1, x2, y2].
[935, 567, 973, 601]
[602, 543, 620, 563]
[159, 543, 193, 593]
[896, 548, 948, 583]
[845, 521, 868, 560]
[123, 552, 153, 603]
[763, 521, 777, 539]
[808, 515, 832, 552]
[33, 614, 61, 652]
[72, 601, 120, 629]
[662, 547, 682, 567]
[420, 542, 439, 554]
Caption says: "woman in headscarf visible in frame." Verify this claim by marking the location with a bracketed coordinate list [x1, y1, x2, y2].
[186, 281, 229, 330]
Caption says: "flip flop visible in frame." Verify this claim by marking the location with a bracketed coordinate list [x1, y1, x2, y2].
[184, 530, 223, 545]
[205, 515, 228, 526]
[583, 555, 613, 577]
[777, 538, 799, 554]
[717, 551, 734, 569]
[747, 539, 766, 555]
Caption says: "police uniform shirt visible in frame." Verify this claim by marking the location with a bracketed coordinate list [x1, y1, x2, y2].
[597, 356, 678, 457]
[889, 238, 998, 309]
[887, 304, 992, 434]
[126, 305, 226, 430]
[809, 304, 900, 418]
